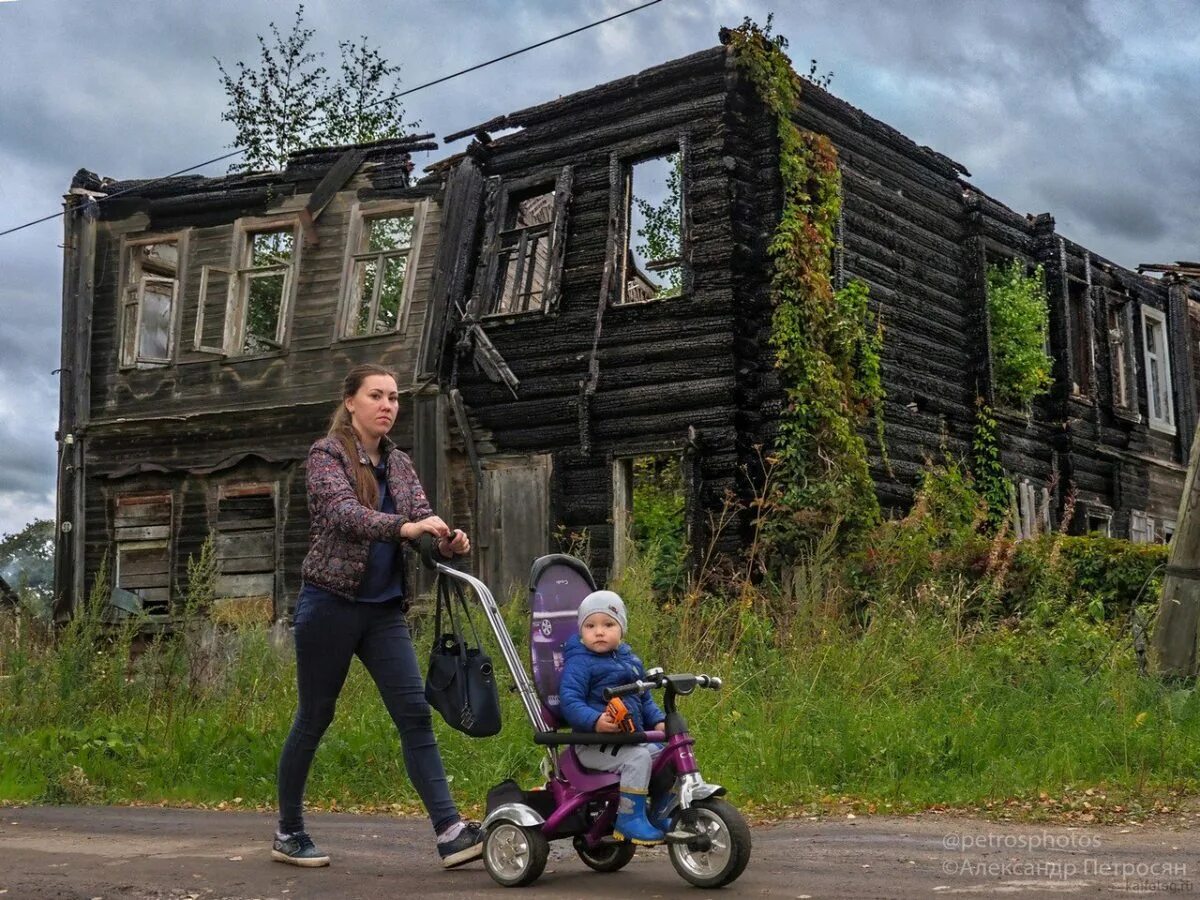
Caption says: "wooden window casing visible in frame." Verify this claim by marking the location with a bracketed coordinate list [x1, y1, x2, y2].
[195, 216, 301, 356]
[1141, 305, 1176, 433]
[473, 167, 573, 319]
[119, 236, 184, 368]
[339, 200, 428, 338]
[113, 493, 173, 617]
[616, 145, 687, 305]
[214, 483, 278, 603]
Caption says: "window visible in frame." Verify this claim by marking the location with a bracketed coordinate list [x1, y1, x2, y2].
[1067, 279, 1093, 396]
[1107, 295, 1133, 411]
[342, 204, 424, 337]
[196, 218, 299, 356]
[1130, 509, 1153, 544]
[473, 168, 572, 319]
[214, 484, 277, 608]
[1160, 519, 1176, 546]
[1015, 478, 1051, 539]
[113, 493, 172, 617]
[120, 238, 180, 367]
[619, 149, 684, 304]
[1141, 305, 1175, 432]
[1085, 512, 1112, 537]
[490, 187, 555, 315]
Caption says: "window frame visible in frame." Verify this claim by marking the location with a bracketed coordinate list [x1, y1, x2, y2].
[336, 199, 428, 341]
[195, 215, 302, 357]
[112, 491, 174, 618]
[486, 184, 558, 317]
[1104, 290, 1137, 417]
[118, 232, 186, 369]
[1140, 304, 1176, 434]
[473, 167, 573, 321]
[606, 138, 691, 308]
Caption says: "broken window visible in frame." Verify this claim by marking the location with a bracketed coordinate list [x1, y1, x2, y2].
[1130, 509, 1153, 544]
[113, 493, 172, 617]
[474, 168, 571, 319]
[1106, 294, 1133, 411]
[195, 218, 298, 356]
[120, 239, 179, 367]
[1141, 305, 1175, 431]
[241, 229, 294, 353]
[1067, 278, 1094, 396]
[1085, 512, 1112, 537]
[1160, 519, 1176, 546]
[214, 483, 277, 609]
[611, 453, 687, 591]
[1014, 478, 1051, 539]
[490, 187, 556, 315]
[620, 150, 683, 303]
[343, 207, 422, 337]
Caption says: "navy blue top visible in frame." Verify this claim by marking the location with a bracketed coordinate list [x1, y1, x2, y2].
[299, 459, 406, 606]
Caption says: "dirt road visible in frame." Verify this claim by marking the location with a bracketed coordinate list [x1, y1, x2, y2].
[0, 805, 1194, 898]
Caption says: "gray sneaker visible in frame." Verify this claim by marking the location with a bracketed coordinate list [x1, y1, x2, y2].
[272, 830, 330, 867]
[438, 821, 484, 869]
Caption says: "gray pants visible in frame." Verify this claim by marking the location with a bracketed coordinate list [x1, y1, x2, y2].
[574, 742, 662, 792]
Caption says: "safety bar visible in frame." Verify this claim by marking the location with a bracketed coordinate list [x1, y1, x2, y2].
[603, 673, 722, 700]
[533, 730, 666, 746]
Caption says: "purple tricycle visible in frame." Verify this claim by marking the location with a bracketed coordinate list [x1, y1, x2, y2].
[426, 549, 751, 889]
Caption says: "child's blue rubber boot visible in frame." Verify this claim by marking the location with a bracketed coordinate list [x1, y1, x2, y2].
[613, 789, 665, 845]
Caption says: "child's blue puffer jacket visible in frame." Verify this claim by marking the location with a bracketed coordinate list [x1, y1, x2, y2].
[558, 633, 666, 732]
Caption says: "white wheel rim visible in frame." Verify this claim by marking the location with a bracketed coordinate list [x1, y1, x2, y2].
[671, 808, 732, 879]
[486, 823, 531, 880]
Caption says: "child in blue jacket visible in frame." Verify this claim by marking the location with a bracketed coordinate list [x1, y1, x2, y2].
[558, 590, 668, 844]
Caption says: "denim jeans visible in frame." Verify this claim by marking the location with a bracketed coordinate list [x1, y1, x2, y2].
[277, 588, 459, 835]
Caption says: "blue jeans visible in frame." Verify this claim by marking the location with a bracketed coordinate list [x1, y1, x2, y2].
[277, 587, 459, 835]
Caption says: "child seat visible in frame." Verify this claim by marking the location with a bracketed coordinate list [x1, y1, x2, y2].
[527, 553, 596, 730]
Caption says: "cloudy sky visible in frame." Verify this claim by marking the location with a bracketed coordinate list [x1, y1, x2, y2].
[0, 0, 1197, 537]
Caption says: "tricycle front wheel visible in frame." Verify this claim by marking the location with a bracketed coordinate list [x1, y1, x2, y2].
[574, 836, 636, 872]
[484, 821, 549, 887]
[668, 797, 752, 888]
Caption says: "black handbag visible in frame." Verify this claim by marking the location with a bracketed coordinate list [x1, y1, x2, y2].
[424, 573, 502, 737]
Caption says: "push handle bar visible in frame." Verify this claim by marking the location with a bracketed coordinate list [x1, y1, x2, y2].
[418, 530, 462, 570]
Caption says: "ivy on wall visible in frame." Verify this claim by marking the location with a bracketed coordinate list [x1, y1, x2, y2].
[726, 18, 885, 549]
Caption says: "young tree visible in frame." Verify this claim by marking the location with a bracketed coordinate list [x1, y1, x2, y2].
[0, 518, 55, 617]
[216, 5, 417, 172]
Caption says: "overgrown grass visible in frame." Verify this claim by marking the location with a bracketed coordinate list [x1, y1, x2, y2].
[2, 510, 1198, 820]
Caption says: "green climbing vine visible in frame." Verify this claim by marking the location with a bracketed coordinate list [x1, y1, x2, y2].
[971, 400, 1010, 530]
[727, 17, 885, 549]
[987, 259, 1053, 410]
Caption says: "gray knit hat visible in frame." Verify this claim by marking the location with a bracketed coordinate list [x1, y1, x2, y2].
[577, 590, 628, 636]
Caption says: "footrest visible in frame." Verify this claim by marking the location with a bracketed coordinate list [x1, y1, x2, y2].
[665, 830, 711, 851]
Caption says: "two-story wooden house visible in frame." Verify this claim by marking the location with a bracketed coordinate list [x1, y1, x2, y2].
[53, 37, 1200, 621]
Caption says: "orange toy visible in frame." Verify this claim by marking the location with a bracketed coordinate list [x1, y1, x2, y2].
[605, 697, 636, 733]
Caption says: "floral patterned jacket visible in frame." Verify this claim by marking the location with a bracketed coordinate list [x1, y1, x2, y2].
[299, 434, 432, 600]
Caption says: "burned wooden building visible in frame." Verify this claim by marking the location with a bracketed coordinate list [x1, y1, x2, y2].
[54, 36, 1200, 620]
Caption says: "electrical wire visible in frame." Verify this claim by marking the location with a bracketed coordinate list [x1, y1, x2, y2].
[0, 0, 667, 240]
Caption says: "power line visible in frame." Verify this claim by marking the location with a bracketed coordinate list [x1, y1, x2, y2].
[0, 0, 667, 240]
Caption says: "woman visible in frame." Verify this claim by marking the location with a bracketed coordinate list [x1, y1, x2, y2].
[273, 363, 482, 869]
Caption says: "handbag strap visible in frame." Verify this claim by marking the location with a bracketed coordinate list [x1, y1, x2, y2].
[434, 573, 466, 649]
[449, 577, 484, 649]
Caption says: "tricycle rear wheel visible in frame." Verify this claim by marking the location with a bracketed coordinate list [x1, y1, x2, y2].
[668, 797, 751, 888]
[573, 837, 636, 872]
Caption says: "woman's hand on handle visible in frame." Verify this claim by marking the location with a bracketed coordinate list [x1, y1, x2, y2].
[438, 528, 470, 557]
[400, 515, 449, 543]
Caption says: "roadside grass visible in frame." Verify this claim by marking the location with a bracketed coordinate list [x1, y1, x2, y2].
[2, 533, 1197, 821]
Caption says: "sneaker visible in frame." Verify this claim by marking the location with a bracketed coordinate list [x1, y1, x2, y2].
[272, 830, 330, 867]
[437, 821, 484, 869]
